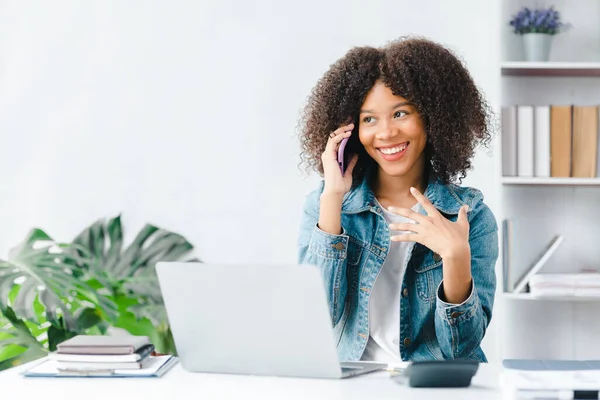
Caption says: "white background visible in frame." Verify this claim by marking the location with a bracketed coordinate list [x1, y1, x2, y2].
[0, 1, 502, 361]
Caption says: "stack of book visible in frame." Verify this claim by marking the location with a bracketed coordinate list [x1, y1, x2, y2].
[48, 335, 155, 372]
[529, 273, 600, 297]
[502, 104, 600, 178]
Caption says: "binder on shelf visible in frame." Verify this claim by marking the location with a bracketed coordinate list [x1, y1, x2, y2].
[502, 219, 513, 292]
[502, 106, 518, 177]
[517, 105, 534, 177]
[572, 106, 598, 178]
[533, 105, 550, 178]
[550, 105, 572, 177]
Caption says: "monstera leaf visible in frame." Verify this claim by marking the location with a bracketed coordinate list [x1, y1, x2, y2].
[0, 229, 117, 330]
[73, 215, 195, 289]
[0, 307, 46, 371]
[71, 215, 196, 352]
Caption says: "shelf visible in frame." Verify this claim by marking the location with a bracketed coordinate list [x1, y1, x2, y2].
[503, 292, 600, 301]
[501, 177, 600, 186]
[501, 61, 600, 77]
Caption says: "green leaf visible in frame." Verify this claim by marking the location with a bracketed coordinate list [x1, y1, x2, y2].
[128, 303, 167, 326]
[74, 307, 102, 331]
[0, 229, 117, 329]
[112, 224, 159, 279]
[71, 216, 196, 328]
[47, 323, 77, 352]
[105, 215, 123, 271]
[0, 307, 46, 369]
[0, 347, 47, 372]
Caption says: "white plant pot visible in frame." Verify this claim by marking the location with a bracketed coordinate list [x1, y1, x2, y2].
[522, 33, 554, 62]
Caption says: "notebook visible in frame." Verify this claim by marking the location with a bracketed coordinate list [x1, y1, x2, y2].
[49, 343, 155, 363]
[23, 355, 178, 378]
[56, 335, 150, 355]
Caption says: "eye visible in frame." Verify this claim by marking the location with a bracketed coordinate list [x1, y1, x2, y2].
[363, 116, 375, 123]
[394, 111, 407, 118]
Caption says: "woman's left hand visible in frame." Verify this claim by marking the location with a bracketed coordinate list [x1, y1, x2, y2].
[388, 187, 470, 261]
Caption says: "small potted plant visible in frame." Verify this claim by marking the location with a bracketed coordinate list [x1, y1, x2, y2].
[509, 6, 571, 62]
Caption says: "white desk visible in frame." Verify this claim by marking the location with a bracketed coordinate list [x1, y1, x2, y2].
[0, 360, 503, 399]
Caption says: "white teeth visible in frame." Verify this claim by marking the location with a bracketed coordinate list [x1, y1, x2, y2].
[380, 144, 407, 155]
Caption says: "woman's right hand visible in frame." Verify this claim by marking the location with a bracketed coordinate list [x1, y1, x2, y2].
[321, 122, 359, 197]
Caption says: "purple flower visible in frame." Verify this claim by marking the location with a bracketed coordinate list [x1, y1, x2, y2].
[509, 6, 571, 35]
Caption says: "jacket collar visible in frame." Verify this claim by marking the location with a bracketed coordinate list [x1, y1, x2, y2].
[341, 172, 470, 216]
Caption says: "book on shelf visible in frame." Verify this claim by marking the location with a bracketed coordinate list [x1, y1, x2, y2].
[501, 104, 600, 179]
[572, 106, 599, 177]
[529, 272, 600, 297]
[502, 219, 513, 292]
[550, 105, 572, 177]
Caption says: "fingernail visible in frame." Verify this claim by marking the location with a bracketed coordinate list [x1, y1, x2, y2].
[409, 187, 416, 192]
[388, 206, 394, 211]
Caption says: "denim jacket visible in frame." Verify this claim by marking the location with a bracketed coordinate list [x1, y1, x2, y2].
[297, 175, 498, 362]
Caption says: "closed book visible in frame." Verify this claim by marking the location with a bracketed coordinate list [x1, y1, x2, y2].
[57, 335, 150, 355]
[502, 219, 513, 292]
[572, 106, 598, 178]
[534, 105, 550, 177]
[49, 343, 154, 363]
[550, 105, 572, 177]
[597, 108, 600, 178]
[502, 106, 518, 176]
[517, 105, 534, 177]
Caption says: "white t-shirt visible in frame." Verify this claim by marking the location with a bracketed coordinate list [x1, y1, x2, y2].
[360, 199, 420, 363]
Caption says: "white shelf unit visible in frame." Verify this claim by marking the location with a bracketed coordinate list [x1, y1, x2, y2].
[499, 0, 600, 362]
[501, 61, 600, 77]
[503, 293, 600, 302]
[501, 177, 600, 185]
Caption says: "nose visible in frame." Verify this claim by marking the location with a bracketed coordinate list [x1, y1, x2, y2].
[375, 118, 396, 140]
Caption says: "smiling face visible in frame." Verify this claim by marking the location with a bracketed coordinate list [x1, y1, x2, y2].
[358, 81, 427, 180]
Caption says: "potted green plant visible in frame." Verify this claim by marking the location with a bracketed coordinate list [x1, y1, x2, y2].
[0, 215, 197, 372]
[509, 6, 571, 62]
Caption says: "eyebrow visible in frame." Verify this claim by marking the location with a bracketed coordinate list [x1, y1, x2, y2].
[360, 101, 411, 114]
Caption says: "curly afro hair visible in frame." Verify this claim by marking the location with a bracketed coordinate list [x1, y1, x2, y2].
[297, 35, 495, 185]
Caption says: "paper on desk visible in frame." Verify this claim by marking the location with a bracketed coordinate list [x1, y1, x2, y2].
[23, 355, 177, 378]
[501, 369, 600, 391]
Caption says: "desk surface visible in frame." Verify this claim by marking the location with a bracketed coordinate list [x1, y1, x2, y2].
[0, 360, 503, 399]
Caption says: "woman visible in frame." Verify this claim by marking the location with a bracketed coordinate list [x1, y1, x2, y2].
[297, 36, 498, 363]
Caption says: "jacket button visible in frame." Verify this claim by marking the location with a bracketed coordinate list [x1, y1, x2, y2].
[433, 252, 442, 262]
[332, 242, 344, 251]
[451, 311, 461, 319]
[402, 288, 409, 297]
[403, 337, 411, 346]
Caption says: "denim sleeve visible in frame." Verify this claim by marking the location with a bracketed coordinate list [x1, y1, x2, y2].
[433, 201, 498, 360]
[297, 186, 349, 327]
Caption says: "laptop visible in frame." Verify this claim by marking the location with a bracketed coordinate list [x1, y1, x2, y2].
[155, 262, 386, 379]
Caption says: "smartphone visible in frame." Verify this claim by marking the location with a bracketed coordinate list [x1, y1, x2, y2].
[337, 121, 358, 175]
[337, 137, 350, 175]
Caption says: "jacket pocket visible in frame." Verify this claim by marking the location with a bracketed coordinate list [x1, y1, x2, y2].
[412, 246, 443, 302]
[346, 235, 365, 266]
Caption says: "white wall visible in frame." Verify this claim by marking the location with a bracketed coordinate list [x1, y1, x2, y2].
[0, 0, 502, 362]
